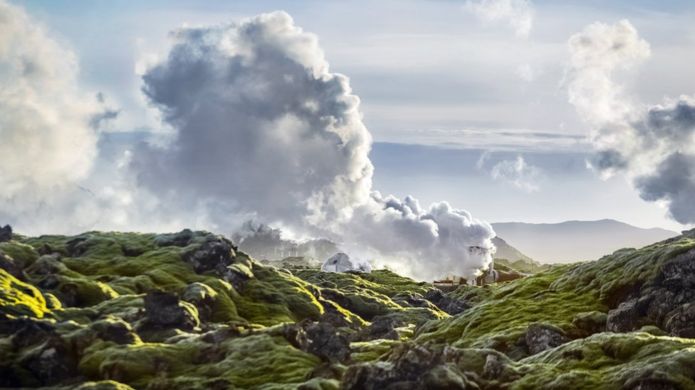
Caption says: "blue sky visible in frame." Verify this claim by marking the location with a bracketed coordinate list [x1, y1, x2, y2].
[11, 0, 695, 231]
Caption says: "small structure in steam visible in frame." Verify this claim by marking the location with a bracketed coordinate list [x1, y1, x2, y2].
[321, 253, 372, 273]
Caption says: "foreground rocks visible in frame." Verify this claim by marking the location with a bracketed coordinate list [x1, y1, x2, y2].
[606, 247, 695, 337]
[0, 225, 12, 242]
[141, 291, 199, 331]
[1, 228, 695, 389]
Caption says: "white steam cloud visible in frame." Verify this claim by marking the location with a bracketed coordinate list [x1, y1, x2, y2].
[133, 11, 373, 229]
[0, 0, 99, 213]
[0, 1, 185, 234]
[566, 20, 695, 224]
[132, 11, 496, 280]
[490, 155, 541, 192]
[464, 0, 534, 37]
[0, 5, 496, 280]
[347, 194, 496, 281]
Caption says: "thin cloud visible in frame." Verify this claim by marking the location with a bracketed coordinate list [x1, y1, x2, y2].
[464, 0, 534, 37]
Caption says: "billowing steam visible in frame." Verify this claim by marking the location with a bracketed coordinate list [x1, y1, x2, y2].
[0, 0, 99, 214]
[347, 193, 496, 281]
[133, 11, 496, 280]
[566, 20, 695, 224]
[0, 6, 496, 281]
[133, 11, 373, 228]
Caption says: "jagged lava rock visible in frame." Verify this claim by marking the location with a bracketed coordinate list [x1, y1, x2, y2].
[0, 225, 12, 242]
[142, 291, 199, 331]
[524, 323, 569, 355]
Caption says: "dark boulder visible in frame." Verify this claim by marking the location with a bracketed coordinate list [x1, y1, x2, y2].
[342, 343, 476, 390]
[425, 289, 470, 315]
[142, 291, 199, 331]
[92, 318, 140, 345]
[283, 321, 351, 364]
[525, 323, 569, 355]
[605, 248, 695, 337]
[663, 303, 695, 338]
[7, 318, 57, 349]
[182, 235, 237, 274]
[154, 229, 195, 247]
[392, 292, 436, 310]
[65, 236, 90, 257]
[19, 335, 78, 386]
[304, 322, 351, 363]
[352, 315, 402, 341]
[318, 308, 354, 329]
[607, 300, 642, 332]
[0, 225, 12, 242]
[219, 264, 252, 290]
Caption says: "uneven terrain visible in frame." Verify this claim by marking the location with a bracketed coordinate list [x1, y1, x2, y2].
[1, 226, 695, 389]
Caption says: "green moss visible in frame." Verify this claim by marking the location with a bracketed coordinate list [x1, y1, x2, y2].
[0, 241, 39, 267]
[512, 332, 695, 389]
[295, 269, 430, 298]
[74, 380, 136, 390]
[4, 229, 695, 389]
[234, 265, 324, 325]
[417, 237, 695, 349]
[44, 292, 63, 310]
[0, 268, 49, 317]
[350, 339, 400, 362]
[293, 269, 445, 324]
[57, 275, 121, 307]
[417, 265, 602, 349]
[80, 334, 320, 389]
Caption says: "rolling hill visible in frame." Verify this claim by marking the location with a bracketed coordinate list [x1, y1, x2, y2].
[492, 219, 678, 263]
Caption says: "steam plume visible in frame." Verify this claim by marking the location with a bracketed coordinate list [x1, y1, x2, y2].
[134, 11, 496, 280]
[0, 0, 99, 215]
[566, 20, 695, 224]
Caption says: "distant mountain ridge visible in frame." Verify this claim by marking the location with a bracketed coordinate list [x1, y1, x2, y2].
[492, 219, 678, 263]
[492, 236, 533, 262]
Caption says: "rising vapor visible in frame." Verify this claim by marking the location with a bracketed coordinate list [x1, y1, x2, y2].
[133, 11, 496, 280]
[133, 11, 373, 228]
[566, 20, 695, 224]
[0, 0, 99, 215]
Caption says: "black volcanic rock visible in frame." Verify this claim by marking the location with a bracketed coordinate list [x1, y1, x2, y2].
[424, 288, 470, 315]
[154, 229, 195, 247]
[182, 235, 237, 274]
[342, 343, 476, 390]
[606, 248, 695, 337]
[19, 335, 78, 386]
[525, 323, 569, 355]
[142, 291, 199, 331]
[0, 225, 12, 242]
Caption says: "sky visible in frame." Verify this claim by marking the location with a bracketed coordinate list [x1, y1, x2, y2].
[3, 0, 695, 241]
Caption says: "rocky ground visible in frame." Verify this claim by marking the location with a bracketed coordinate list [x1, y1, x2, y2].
[1, 225, 695, 389]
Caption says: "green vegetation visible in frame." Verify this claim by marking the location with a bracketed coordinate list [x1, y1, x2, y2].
[2, 229, 695, 388]
[0, 268, 49, 317]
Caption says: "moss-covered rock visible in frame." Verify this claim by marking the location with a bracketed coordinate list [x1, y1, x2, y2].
[0, 268, 49, 318]
[2, 228, 695, 389]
